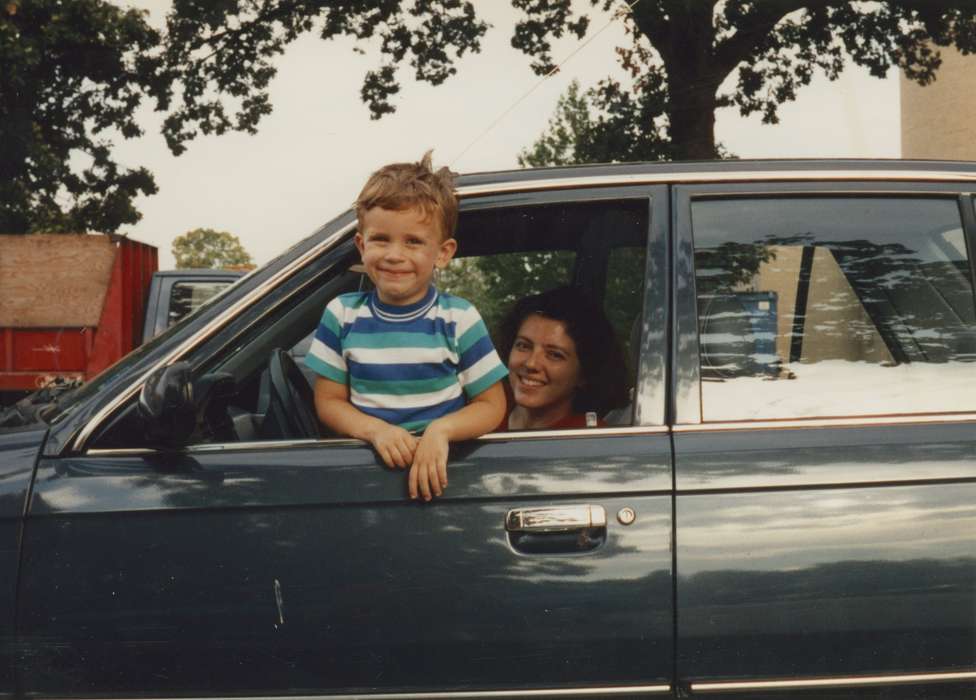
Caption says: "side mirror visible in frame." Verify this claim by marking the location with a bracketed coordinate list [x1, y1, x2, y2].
[138, 362, 196, 447]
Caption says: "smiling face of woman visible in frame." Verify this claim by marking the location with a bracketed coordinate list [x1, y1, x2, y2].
[507, 314, 583, 429]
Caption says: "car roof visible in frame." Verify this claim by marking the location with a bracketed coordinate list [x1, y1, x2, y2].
[455, 158, 976, 188]
[153, 269, 246, 279]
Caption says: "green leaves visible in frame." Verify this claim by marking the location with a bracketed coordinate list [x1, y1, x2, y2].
[518, 74, 672, 167]
[0, 0, 160, 233]
[171, 227, 254, 268]
[161, 0, 487, 135]
[515, 1, 976, 161]
[511, 0, 589, 75]
[1, 0, 487, 234]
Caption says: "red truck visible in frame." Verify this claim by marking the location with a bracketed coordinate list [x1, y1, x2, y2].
[0, 234, 243, 405]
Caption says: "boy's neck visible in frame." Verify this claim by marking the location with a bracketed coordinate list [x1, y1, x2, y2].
[370, 285, 437, 320]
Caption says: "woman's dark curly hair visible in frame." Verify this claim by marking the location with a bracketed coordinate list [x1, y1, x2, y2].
[498, 286, 630, 416]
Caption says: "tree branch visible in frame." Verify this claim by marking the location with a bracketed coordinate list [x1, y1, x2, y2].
[713, 0, 841, 75]
[627, 0, 670, 50]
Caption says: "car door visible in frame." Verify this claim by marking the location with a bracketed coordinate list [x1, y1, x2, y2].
[0, 424, 44, 697]
[671, 178, 976, 698]
[16, 183, 677, 697]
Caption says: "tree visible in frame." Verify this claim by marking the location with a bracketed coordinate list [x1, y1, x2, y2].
[1, 0, 487, 233]
[158, 0, 487, 144]
[518, 78, 671, 166]
[172, 228, 253, 269]
[514, 1, 976, 162]
[0, 0, 163, 233]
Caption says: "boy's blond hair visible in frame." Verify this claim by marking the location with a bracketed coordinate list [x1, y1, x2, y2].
[355, 151, 458, 240]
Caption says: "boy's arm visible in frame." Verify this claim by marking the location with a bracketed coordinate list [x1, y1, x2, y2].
[409, 380, 506, 501]
[313, 376, 418, 469]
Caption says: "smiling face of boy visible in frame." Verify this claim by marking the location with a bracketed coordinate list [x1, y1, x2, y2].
[355, 206, 457, 306]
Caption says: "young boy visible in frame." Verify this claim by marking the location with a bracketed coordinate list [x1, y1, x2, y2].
[306, 152, 508, 501]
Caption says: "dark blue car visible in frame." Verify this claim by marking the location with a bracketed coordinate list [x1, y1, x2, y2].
[1, 160, 974, 699]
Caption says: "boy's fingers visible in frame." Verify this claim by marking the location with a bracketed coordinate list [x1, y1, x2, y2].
[392, 444, 407, 469]
[408, 463, 419, 499]
[433, 463, 444, 497]
[377, 446, 395, 469]
[429, 464, 442, 498]
[391, 435, 415, 467]
[401, 436, 418, 458]
[395, 445, 411, 469]
[397, 437, 416, 467]
[437, 456, 448, 490]
[418, 463, 432, 501]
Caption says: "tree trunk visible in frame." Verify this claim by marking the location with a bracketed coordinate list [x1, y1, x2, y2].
[643, 2, 723, 160]
[665, 67, 721, 160]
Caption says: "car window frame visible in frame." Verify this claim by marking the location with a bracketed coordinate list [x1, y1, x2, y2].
[673, 180, 976, 428]
[966, 194, 976, 298]
[72, 184, 669, 457]
[453, 185, 668, 430]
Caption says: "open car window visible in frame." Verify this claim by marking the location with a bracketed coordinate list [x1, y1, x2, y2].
[88, 196, 651, 450]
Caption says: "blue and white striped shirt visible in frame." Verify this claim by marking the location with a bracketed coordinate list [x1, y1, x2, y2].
[305, 286, 508, 432]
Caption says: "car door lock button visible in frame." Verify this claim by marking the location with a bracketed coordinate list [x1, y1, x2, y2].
[617, 507, 637, 525]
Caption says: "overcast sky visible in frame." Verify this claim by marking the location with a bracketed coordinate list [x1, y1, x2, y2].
[116, 2, 901, 269]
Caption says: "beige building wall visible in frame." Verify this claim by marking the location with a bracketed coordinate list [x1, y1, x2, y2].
[743, 246, 893, 366]
[901, 46, 976, 160]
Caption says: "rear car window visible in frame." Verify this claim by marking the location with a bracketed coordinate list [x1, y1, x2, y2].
[691, 196, 976, 421]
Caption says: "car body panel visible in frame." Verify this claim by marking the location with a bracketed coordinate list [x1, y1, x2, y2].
[674, 424, 976, 681]
[21, 434, 673, 695]
[0, 424, 46, 697]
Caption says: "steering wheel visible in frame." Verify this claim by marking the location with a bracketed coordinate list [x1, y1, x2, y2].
[266, 348, 321, 439]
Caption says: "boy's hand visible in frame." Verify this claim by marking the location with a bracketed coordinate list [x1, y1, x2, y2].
[369, 424, 418, 469]
[409, 423, 449, 501]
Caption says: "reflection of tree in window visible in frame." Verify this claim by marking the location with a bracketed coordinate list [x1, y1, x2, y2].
[695, 242, 776, 295]
[692, 197, 976, 420]
[763, 234, 975, 365]
[696, 223, 976, 373]
[695, 243, 779, 379]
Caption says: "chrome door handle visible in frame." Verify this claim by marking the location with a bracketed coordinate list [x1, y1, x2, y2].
[505, 505, 607, 533]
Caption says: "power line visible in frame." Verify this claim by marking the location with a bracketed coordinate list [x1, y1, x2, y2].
[450, 0, 641, 168]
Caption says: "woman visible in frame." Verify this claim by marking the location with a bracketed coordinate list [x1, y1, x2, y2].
[498, 286, 630, 430]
